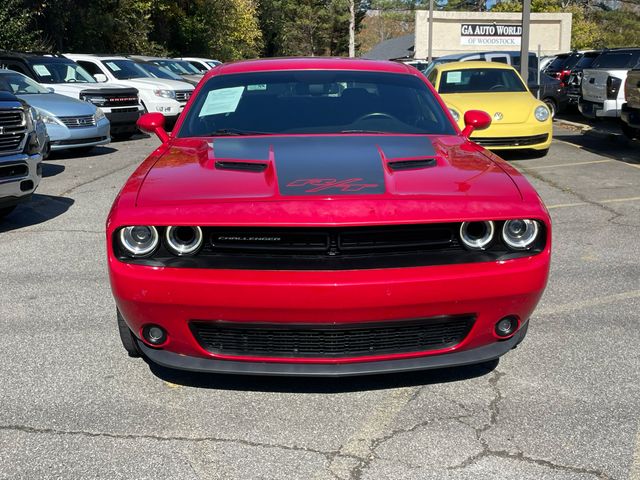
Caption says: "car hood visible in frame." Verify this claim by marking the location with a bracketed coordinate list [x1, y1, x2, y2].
[16, 92, 96, 115]
[441, 92, 537, 124]
[123, 77, 194, 91]
[136, 135, 522, 209]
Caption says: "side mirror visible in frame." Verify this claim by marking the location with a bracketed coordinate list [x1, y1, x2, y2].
[137, 113, 170, 143]
[93, 73, 108, 83]
[461, 110, 492, 138]
[47, 87, 55, 93]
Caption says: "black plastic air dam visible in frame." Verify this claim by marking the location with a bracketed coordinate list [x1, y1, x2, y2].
[137, 322, 528, 377]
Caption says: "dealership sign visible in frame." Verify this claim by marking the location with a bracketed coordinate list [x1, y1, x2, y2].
[460, 23, 522, 46]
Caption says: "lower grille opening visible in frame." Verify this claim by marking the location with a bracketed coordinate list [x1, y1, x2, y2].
[190, 315, 475, 358]
[0, 163, 28, 179]
[473, 134, 549, 147]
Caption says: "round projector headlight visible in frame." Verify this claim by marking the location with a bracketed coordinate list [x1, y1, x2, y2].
[165, 226, 203, 256]
[502, 219, 539, 250]
[535, 105, 549, 122]
[449, 108, 460, 122]
[119, 226, 159, 257]
[459, 221, 495, 250]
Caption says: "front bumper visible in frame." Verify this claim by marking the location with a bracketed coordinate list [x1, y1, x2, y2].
[111, 251, 550, 374]
[621, 103, 640, 129]
[104, 107, 144, 135]
[138, 322, 528, 376]
[0, 152, 42, 206]
[48, 118, 111, 151]
[578, 98, 620, 119]
[469, 121, 552, 151]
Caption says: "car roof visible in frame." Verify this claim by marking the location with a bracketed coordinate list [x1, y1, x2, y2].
[0, 52, 75, 63]
[212, 57, 414, 76]
[435, 61, 518, 72]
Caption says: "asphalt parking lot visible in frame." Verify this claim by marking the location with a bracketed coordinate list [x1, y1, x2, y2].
[0, 125, 638, 480]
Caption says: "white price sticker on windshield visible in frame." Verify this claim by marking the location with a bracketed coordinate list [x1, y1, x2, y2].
[199, 87, 245, 117]
[446, 72, 462, 83]
[106, 62, 121, 71]
[33, 65, 51, 76]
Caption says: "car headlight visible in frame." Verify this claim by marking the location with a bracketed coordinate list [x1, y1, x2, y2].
[35, 108, 63, 126]
[154, 89, 176, 99]
[502, 219, 539, 250]
[25, 106, 37, 129]
[449, 108, 460, 122]
[93, 107, 106, 122]
[534, 105, 549, 122]
[459, 221, 494, 250]
[118, 226, 159, 257]
[165, 226, 203, 256]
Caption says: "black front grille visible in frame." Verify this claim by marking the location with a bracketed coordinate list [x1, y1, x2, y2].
[175, 90, 192, 102]
[117, 222, 547, 270]
[473, 134, 549, 147]
[190, 316, 476, 358]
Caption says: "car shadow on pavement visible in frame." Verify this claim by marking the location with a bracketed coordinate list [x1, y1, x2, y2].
[145, 358, 499, 393]
[42, 163, 65, 178]
[0, 194, 74, 233]
[47, 145, 117, 160]
[553, 134, 640, 164]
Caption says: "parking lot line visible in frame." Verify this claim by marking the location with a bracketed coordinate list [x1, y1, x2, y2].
[535, 290, 640, 316]
[529, 159, 612, 170]
[631, 424, 640, 480]
[546, 196, 640, 210]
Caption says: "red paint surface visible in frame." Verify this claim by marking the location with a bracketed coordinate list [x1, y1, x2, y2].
[107, 57, 552, 367]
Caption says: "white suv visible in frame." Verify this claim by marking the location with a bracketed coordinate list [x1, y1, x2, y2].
[580, 48, 640, 119]
[66, 54, 194, 126]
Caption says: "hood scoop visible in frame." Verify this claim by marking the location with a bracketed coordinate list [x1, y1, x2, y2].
[215, 160, 269, 172]
[387, 157, 437, 171]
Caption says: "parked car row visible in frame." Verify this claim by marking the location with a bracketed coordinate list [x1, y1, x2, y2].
[542, 48, 640, 139]
[0, 50, 220, 220]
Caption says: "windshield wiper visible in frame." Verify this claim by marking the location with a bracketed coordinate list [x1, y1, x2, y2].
[339, 129, 389, 134]
[209, 128, 270, 136]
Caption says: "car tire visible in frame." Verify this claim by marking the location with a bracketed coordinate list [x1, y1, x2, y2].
[531, 148, 549, 158]
[117, 309, 141, 357]
[543, 98, 557, 119]
[621, 123, 639, 140]
[0, 205, 16, 219]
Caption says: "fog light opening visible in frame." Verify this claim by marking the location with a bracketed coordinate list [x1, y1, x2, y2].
[495, 316, 519, 338]
[142, 325, 167, 346]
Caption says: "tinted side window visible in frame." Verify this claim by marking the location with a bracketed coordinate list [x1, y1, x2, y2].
[0, 61, 30, 76]
[77, 61, 103, 76]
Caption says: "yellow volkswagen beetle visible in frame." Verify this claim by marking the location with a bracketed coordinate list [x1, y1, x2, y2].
[426, 61, 552, 155]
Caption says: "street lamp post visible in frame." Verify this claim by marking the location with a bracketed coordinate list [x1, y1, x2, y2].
[428, 0, 434, 63]
[520, 0, 531, 81]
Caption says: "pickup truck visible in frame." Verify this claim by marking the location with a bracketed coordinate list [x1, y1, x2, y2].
[0, 52, 143, 139]
[0, 91, 46, 219]
[621, 68, 640, 139]
[565, 51, 601, 106]
[580, 48, 640, 119]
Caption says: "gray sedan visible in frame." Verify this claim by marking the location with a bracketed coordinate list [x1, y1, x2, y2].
[0, 69, 110, 153]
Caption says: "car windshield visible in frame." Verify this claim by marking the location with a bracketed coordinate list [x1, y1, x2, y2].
[138, 63, 183, 81]
[0, 71, 50, 94]
[30, 61, 96, 84]
[178, 70, 455, 137]
[591, 51, 640, 69]
[438, 68, 527, 94]
[102, 59, 151, 80]
[155, 60, 200, 75]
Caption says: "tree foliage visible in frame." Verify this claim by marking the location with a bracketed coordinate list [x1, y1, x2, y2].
[491, 0, 640, 48]
[0, 0, 46, 51]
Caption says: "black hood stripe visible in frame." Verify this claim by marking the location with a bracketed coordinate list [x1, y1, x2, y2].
[213, 136, 436, 196]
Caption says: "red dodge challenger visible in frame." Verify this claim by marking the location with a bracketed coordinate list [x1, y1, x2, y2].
[107, 58, 551, 376]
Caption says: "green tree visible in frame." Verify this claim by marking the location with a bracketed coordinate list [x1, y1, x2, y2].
[0, 0, 45, 51]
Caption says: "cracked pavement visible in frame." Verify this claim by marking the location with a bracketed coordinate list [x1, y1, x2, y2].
[0, 125, 638, 479]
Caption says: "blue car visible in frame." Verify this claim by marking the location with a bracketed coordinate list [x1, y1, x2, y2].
[0, 69, 110, 153]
